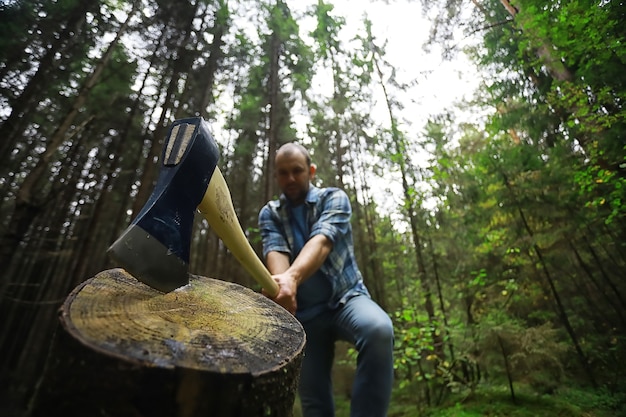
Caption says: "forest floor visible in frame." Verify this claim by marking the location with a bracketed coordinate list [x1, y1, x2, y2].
[310, 345, 626, 417]
[322, 383, 625, 417]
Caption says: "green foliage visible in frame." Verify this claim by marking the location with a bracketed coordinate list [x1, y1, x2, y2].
[309, 0, 345, 60]
[2, 0, 626, 415]
[573, 144, 626, 224]
[425, 384, 620, 417]
[559, 386, 626, 417]
[393, 304, 436, 388]
[268, 1, 313, 93]
[475, 317, 569, 394]
[0, 0, 37, 73]
[384, 381, 625, 417]
[86, 44, 137, 112]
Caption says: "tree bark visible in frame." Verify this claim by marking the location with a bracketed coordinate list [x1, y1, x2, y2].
[198, 0, 228, 118]
[0, 2, 139, 273]
[499, 0, 573, 82]
[131, 0, 201, 219]
[371, 41, 445, 360]
[497, 333, 516, 404]
[499, 170, 598, 388]
[264, 28, 281, 204]
[32, 269, 305, 417]
[0, 0, 98, 165]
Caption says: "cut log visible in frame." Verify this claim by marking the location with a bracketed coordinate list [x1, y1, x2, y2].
[33, 268, 305, 417]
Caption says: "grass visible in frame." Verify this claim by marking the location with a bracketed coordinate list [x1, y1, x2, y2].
[424, 389, 588, 417]
[293, 345, 625, 417]
[326, 383, 626, 417]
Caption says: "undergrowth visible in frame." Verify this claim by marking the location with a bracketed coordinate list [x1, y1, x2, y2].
[318, 383, 626, 417]
[384, 383, 625, 417]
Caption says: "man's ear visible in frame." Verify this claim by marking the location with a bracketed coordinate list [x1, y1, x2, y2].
[309, 163, 317, 179]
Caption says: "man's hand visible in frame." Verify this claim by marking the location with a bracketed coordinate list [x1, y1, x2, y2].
[264, 235, 333, 315]
[264, 272, 298, 315]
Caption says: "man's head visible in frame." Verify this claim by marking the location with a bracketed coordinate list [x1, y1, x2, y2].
[275, 143, 316, 205]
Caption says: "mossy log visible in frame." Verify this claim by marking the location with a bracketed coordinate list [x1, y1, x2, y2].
[34, 268, 305, 417]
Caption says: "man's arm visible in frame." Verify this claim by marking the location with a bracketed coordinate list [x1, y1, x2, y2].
[266, 234, 333, 314]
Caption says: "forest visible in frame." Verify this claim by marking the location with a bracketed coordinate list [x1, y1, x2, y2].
[0, 0, 625, 416]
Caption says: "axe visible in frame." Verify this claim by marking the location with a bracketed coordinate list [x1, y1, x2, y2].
[107, 117, 278, 296]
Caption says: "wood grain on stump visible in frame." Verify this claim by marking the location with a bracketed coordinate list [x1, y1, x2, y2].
[35, 268, 305, 417]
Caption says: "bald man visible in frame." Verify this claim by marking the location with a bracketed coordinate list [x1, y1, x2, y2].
[258, 143, 394, 417]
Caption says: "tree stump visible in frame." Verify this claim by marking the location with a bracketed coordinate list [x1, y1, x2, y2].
[34, 268, 305, 417]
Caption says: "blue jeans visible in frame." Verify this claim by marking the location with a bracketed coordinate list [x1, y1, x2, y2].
[298, 295, 394, 417]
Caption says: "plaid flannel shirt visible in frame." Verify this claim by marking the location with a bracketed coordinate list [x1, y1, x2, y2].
[258, 185, 369, 313]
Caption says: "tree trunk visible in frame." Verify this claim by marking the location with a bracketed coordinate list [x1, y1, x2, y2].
[500, 170, 598, 388]
[569, 240, 626, 328]
[174, 1, 210, 121]
[198, 1, 228, 118]
[348, 146, 386, 307]
[496, 333, 516, 404]
[581, 236, 626, 313]
[498, 0, 573, 82]
[0, 2, 139, 272]
[131, 0, 198, 218]
[0, 0, 98, 165]
[429, 235, 455, 362]
[371, 44, 445, 360]
[264, 29, 281, 203]
[31, 269, 305, 417]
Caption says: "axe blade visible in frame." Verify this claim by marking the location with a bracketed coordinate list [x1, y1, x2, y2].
[107, 117, 219, 292]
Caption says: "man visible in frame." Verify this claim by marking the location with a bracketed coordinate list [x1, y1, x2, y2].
[258, 142, 394, 417]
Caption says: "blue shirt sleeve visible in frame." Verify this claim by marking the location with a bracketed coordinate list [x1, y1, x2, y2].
[309, 188, 351, 244]
[258, 204, 290, 258]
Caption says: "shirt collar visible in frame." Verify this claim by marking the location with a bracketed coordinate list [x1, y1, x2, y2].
[278, 184, 320, 209]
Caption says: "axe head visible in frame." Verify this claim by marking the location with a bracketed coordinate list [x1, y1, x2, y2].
[107, 117, 219, 292]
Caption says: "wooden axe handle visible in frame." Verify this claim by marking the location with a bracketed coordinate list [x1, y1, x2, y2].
[197, 167, 279, 298]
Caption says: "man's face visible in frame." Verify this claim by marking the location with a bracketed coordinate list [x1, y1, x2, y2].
[275, 150, 315, 205]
